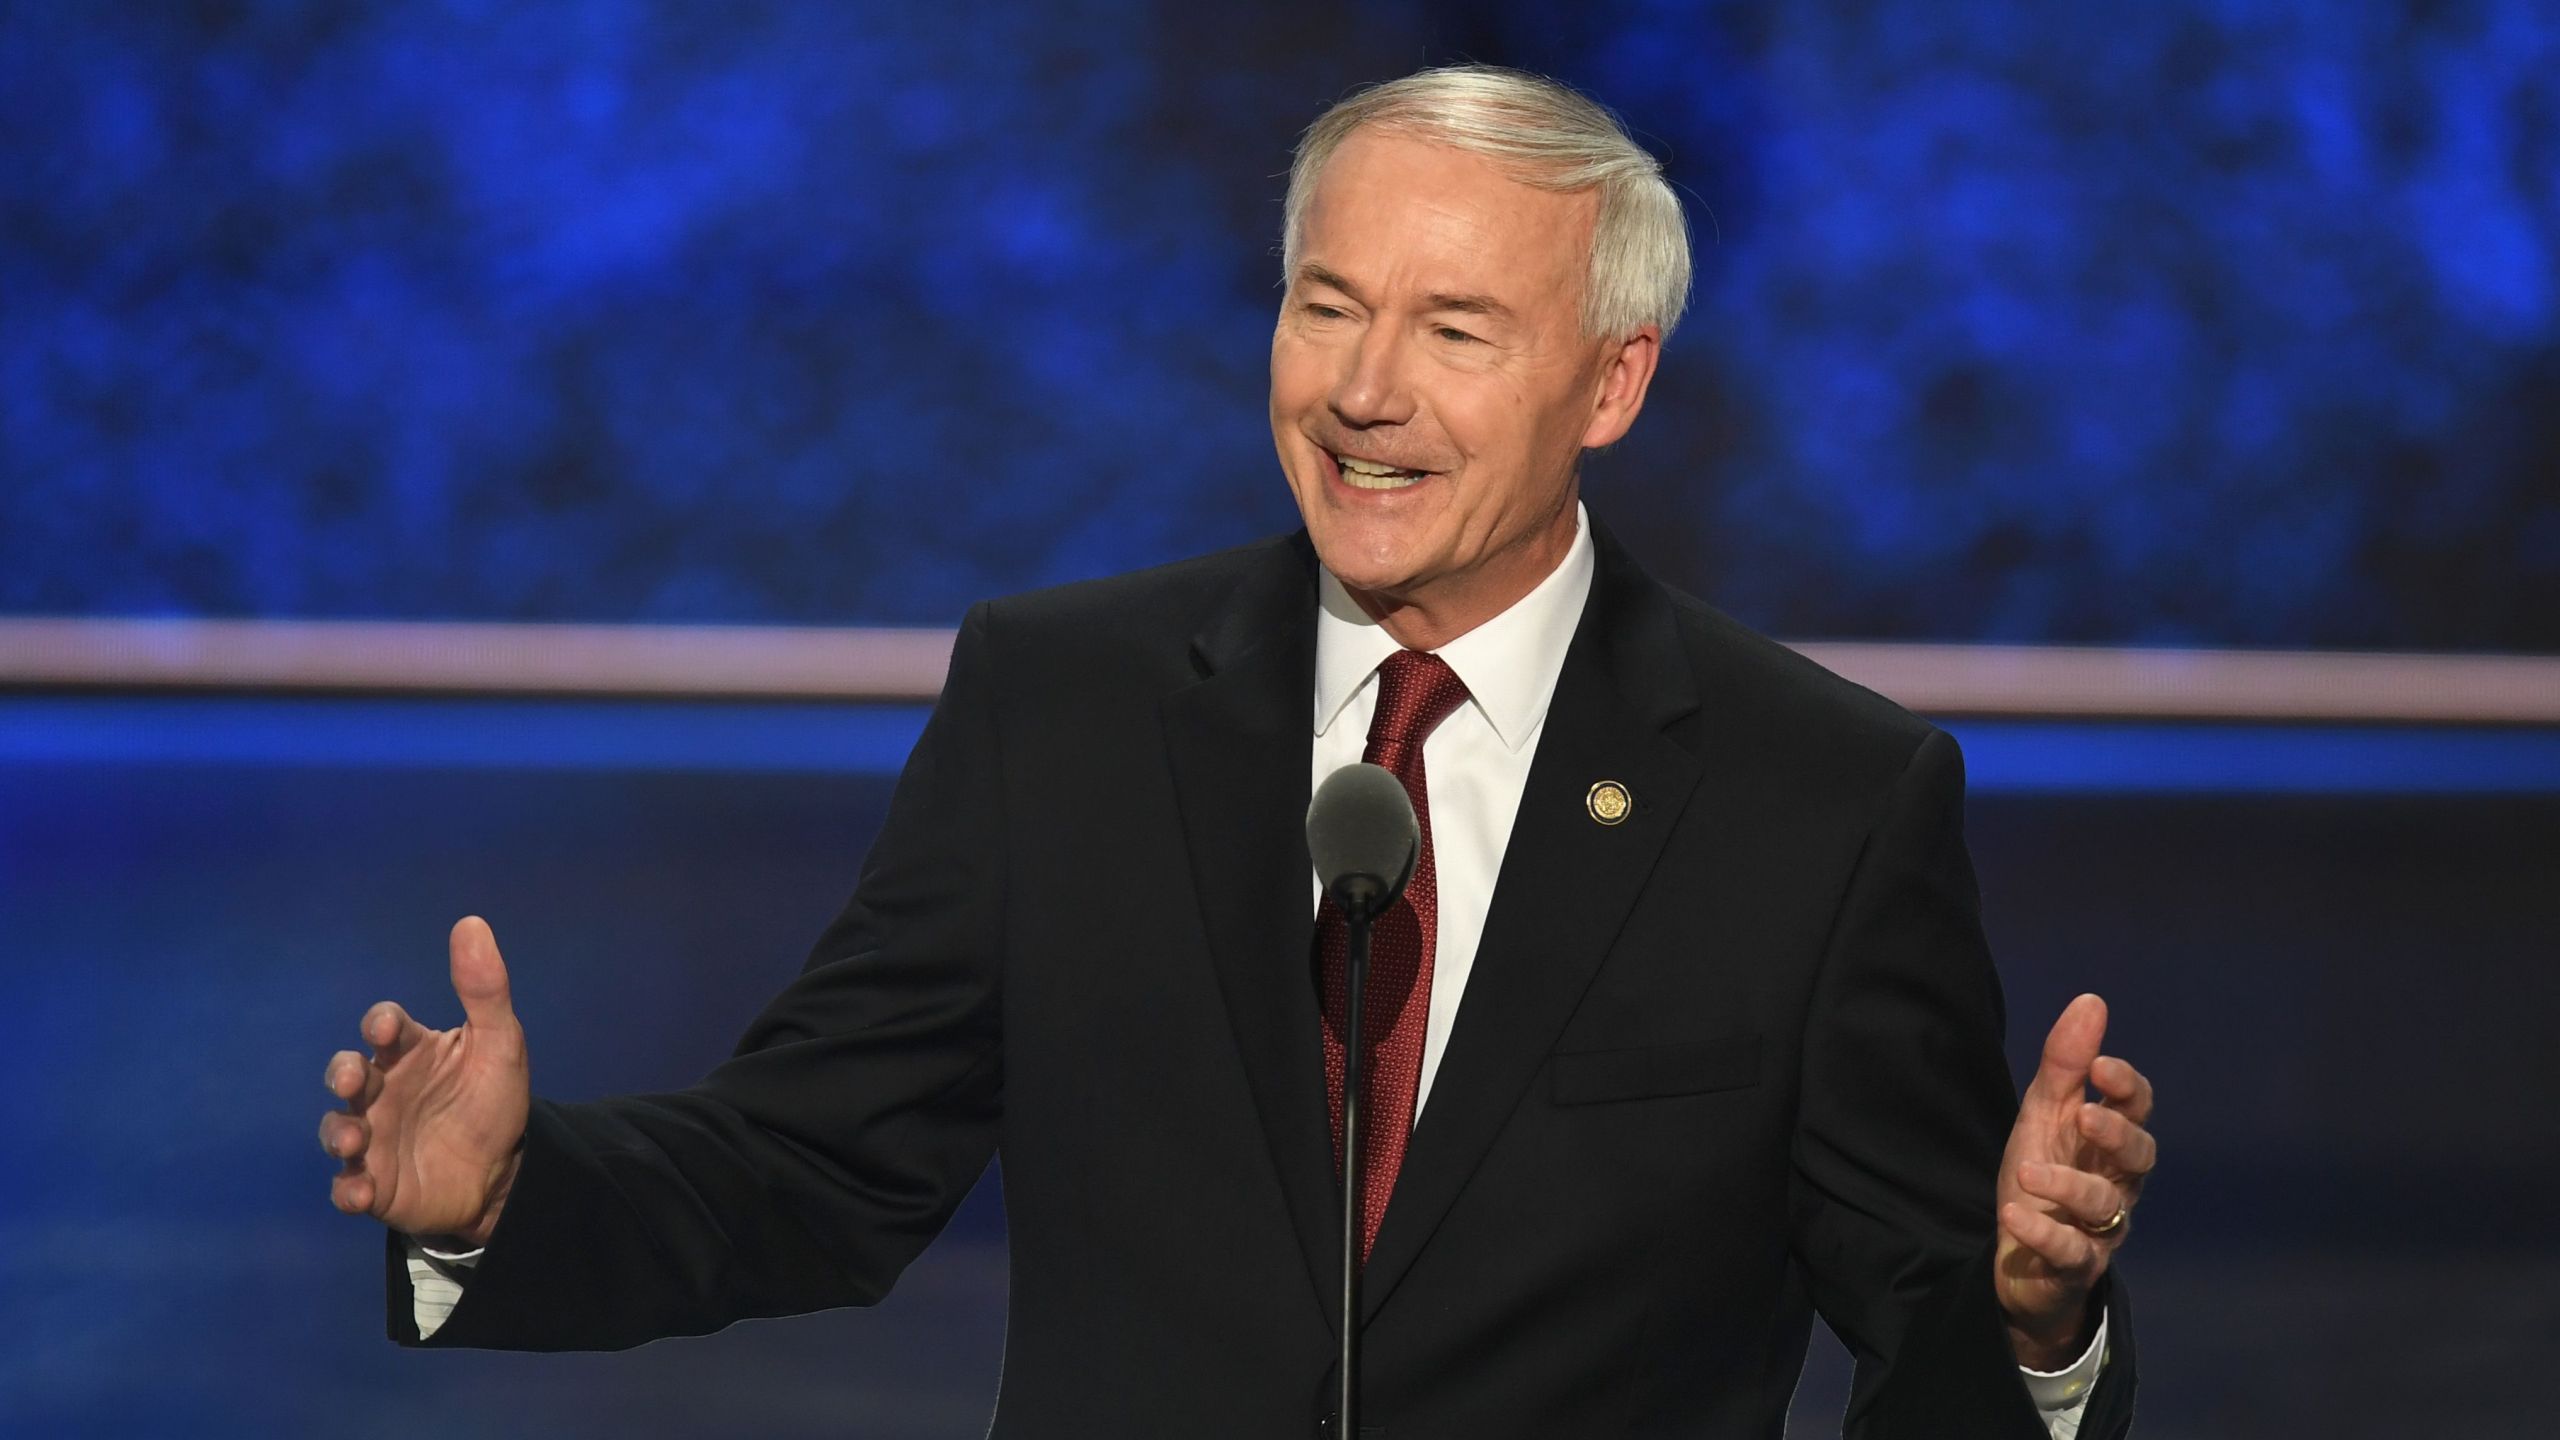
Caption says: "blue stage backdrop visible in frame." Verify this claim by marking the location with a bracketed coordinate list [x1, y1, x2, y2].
[6, 7, 2560, 1439]
[3, 0, 2555, 649]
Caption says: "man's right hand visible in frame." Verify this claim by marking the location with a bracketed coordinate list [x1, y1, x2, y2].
[321, 915, 530, 1249]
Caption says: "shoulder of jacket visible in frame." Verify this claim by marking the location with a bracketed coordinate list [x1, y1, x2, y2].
[974, 534, 1299, 635]
[1650, 581, 1943, 780]
[952, 533, 1308, 699]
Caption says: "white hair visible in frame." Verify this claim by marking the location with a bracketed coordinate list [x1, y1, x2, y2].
[1281, 63, 1693, 342]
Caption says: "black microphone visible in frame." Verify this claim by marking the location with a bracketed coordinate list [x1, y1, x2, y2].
[1308, 761, 1419, 918]
[1304, 761, 1418, 1439]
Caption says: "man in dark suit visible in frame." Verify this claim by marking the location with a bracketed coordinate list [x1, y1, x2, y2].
[320, 65, 2154, 1436]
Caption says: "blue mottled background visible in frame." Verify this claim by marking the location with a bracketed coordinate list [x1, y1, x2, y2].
[5, 0, 2554, 645]
[6, 5, 2560, 1439]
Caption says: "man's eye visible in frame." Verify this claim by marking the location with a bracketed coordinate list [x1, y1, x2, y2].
[1435, 326, 1480, 344]
[1304, 303, 1347, 320]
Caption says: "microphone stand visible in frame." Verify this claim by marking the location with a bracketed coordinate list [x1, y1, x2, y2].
[1332, 878, 1382, 1440]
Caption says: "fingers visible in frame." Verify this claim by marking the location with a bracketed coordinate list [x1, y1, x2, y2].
[360, 916, 514, 1058]
[2001, 1200, 2104, 1277]
[2092, 1054, 2154, 1128]
[324, 1049, 384, 1109]
[362, 1000, 429, 1063]
[318, 1109, 371, 1165]
[321, 1071, 380, 1217]
[2078, 1101, 2158, 1181]
[449, 915, 517, 1033]
[2018, 1160, 2124, 1232]
[2026, 993, 2108, 1107]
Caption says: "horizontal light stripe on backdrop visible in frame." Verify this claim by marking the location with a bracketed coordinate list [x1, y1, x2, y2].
[1, 617, 2556, 724]
[4, 697, 2558, 792]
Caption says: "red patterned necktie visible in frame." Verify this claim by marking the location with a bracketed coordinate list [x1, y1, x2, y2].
[1317, 648, 1471, 1263]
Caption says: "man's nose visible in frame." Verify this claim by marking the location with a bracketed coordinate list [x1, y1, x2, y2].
[1328, 325, 1417, 429]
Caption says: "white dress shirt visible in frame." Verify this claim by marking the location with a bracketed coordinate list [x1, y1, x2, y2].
[1308, 502, 1597, 1119]
[413, 501, 2104, 1429]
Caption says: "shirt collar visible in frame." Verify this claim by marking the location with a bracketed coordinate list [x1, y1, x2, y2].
[1312, 502, 1595, 753]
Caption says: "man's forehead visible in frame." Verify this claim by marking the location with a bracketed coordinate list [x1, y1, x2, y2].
[1297, 131, 1593, 305]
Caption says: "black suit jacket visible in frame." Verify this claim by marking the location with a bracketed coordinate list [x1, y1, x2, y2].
[395, 521, 2137, 1438]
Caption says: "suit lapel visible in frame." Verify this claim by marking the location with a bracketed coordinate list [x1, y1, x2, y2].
[1158, 536, 1343, 1328]
[1360, 525, 1705, 1320]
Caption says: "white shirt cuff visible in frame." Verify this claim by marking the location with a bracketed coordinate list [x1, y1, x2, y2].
[2018, 1309, 2108, 1438]
[403, 1238, 484, 1340]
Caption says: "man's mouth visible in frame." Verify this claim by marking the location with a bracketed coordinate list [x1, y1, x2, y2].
[1332, 453, 1430, 491]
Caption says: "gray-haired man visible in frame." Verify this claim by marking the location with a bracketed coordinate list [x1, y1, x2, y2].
[325, 65, 2151, 1436]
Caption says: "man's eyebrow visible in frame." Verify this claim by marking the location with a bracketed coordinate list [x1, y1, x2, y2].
[1296, 265, 1516, 323]
[1423, 291, 1514, 321]
[1295, 263, 1364, 302]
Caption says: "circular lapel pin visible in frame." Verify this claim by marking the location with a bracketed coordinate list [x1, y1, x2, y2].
[1586, 780, 1632, 826]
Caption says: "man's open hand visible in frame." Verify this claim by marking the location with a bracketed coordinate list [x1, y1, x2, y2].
[319, 916, 530, 1249]
[1994, 993, 2155, 1369]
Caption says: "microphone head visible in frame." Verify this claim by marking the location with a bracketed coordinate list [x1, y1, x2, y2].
[1307, 762, 1420, 919]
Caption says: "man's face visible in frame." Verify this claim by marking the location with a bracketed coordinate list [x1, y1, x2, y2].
[1270, 129, 1656, 638]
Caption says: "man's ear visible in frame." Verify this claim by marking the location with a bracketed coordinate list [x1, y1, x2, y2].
[1580, 326, 1663, 451]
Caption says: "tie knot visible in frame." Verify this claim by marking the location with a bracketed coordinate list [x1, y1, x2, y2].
[1367, 650, 1470, 751]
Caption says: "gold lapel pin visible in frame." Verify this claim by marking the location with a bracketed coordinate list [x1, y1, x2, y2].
[1586, 780, 1632, 826]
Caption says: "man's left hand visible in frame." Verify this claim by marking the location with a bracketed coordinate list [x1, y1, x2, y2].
[1995, 992, 2156, 1370]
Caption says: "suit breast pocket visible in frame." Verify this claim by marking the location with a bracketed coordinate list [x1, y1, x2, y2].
[1549, 1033, 1763, 1106]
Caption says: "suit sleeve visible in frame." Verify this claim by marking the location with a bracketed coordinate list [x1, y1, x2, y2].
[1789, 727, 2136, 1440]
[390, 603, 1010, 1351]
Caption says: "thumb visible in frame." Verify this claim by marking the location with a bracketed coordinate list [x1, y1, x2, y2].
[449, 915, 517, 1032]
[2027, 992, 2107, 1106]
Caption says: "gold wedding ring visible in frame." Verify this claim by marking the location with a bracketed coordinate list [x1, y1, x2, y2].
[2084, 1205, 2128, 1237]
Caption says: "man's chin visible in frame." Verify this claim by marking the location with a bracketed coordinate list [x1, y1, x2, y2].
[1304, 528, 1422, 597]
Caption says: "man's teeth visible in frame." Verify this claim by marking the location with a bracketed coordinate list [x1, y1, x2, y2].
[1334, 455, 1425, 490]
